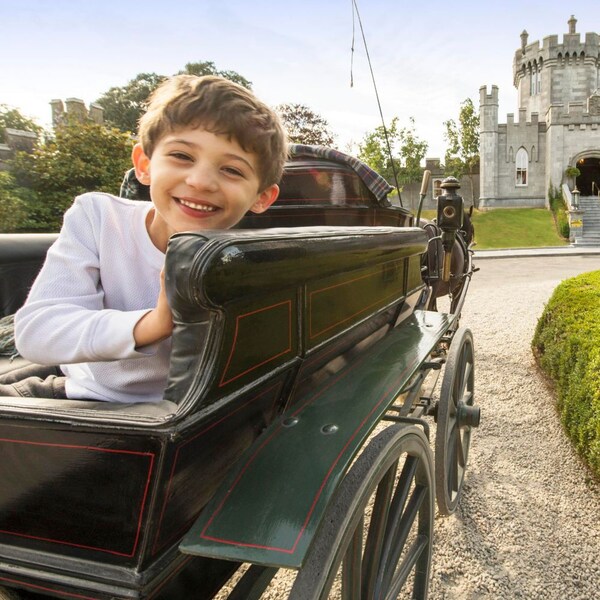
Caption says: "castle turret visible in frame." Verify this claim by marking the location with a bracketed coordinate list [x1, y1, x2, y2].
[479, 85, 499, 204]
[513, 15, 600, 121]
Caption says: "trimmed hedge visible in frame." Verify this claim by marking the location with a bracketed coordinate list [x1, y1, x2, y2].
[532, 270, 600, 477]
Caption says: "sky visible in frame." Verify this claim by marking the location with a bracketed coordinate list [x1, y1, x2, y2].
[1, 0, 598, 159]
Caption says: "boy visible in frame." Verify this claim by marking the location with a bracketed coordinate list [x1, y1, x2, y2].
[8, 75, 287, 403]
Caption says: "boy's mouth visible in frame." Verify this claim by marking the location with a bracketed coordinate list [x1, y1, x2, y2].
[177, 197, 218, 213]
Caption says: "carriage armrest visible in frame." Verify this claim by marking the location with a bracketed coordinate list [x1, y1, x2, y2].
[180, 310, 449, 569]
[164, 226, 427, 418]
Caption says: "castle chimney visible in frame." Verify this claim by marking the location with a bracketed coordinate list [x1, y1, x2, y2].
[520, 30, 529, 51]
[568, 15, 577, 34]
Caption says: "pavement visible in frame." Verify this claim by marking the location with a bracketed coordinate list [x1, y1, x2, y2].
[473, 245, 600, 259]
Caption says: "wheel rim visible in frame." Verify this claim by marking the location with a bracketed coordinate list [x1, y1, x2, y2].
[435, 328, 475, 515]
[290, 426, 434, 600]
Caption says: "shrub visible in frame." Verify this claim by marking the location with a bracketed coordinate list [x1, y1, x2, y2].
[532, 270, 600, 477]
[548, 183, 569, 240]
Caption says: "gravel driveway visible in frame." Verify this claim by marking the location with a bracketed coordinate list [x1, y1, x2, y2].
[428, 254, 600, 600]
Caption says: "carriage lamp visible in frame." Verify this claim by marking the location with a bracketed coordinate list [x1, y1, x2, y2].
[437, 177, 464, 282]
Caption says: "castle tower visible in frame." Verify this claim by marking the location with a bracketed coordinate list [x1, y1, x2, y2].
[479, 85, 499, 203]
[481, 16, 600, 208]
[513, 15, 600, 121]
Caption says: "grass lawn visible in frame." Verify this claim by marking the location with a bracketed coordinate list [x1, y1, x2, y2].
[419, 208, 568, 250]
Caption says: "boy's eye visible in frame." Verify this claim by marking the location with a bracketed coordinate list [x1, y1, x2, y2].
[169, 152, 192, 161]
[222, 166, 244, 177]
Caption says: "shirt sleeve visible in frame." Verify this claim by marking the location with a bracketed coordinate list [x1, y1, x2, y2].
[14, 197, 156, 365]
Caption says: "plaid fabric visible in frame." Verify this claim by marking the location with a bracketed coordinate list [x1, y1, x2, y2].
[0, 314, 17, 359]
[288, 144, 394, 202]
[119, 168, 151, 201]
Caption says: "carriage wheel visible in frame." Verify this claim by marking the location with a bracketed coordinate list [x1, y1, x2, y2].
[435, 327, 479, 516]
[289, 425, 434, 600]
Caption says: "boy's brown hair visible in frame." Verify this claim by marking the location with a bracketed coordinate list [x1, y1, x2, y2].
[138, 75, 287, 191]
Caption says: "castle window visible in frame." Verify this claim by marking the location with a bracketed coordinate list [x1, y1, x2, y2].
[530, 65, 536, 95]
[516, 148, 528, 186]
[536, 64, 542, 94]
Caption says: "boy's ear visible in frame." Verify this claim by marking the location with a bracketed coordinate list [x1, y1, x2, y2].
[132, 144, 151, 185]
[250, 184, 279, 214]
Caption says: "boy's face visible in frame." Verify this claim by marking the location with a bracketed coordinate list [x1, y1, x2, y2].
[132, 128, 279, 252]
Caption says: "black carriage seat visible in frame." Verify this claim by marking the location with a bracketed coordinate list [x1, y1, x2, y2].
[236, 145, 413, 230]
[0, 226, 428, 426]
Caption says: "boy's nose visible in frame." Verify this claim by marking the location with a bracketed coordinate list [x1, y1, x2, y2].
[186, 165, 218, 191]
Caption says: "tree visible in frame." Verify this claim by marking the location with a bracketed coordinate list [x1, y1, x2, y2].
[95, 72, 167, 134]
[0, 104, 42, 143]
[178, 61, 252, 89]
[358, 117, 428, 187]
[10, 117, 133, 231]
[444, 98, 480, 206]
[276, 104, 336, 146]
[0, 171, 34, 232]
[95, 62, 252, 134]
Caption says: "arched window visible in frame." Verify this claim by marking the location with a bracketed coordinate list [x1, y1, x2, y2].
[530, 64, 536, 95]
[516, 148, 528, 186]
[536, 60, 542, 93]
[531, 145, 536, 162]
[508, 146, 514, 163]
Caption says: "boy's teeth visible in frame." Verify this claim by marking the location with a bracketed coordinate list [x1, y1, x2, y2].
[179, 198, 216, 211]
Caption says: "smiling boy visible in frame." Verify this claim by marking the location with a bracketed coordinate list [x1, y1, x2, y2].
[11, 75, 287, 403]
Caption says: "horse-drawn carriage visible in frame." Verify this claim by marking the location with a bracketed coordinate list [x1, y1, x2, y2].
[0, 146, 478, 599]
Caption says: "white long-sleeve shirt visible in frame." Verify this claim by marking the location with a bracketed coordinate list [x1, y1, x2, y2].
[15, 193, 171, 403]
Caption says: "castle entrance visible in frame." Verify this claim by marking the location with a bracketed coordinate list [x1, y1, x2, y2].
[576, 157, 600, 196]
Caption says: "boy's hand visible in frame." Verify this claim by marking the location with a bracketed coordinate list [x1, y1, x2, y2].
[133, 270, 173, 348]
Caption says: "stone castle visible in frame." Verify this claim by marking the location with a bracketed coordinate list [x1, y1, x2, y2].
[479, 15, 600, 208]
[0, 99, 105, 172]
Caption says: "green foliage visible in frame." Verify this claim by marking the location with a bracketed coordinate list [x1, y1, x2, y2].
[9, 118, 133, 231]
[548, 183, 569, 239]
[95, 72, 167, 134]
[276, 103, 335, 146]
[0, 171, 33, 232]
[444, 98, 480, 205]
[532, 270, 600, 477]
[0, 104, 42, 143]
[565, 166, 581, 180]
[178, 61, 252, 89]
[95, 61, 251, 134]
[358, 117, 427, 187]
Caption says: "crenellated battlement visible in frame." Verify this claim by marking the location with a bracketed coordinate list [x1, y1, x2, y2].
[513, 16, 599, 87]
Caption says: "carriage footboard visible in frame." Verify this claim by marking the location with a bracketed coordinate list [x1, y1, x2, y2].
[180, 310, 449, 569]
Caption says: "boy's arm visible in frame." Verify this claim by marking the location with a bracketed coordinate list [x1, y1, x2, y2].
[133, 270, 173, 347]
[15, 196, 165, 365]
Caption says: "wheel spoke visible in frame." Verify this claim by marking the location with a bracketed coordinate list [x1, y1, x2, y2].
[362, 460, 398, 598]
[384, 534, 430, 600]
[379, 484, 428, 593]
[456, 424, 467, 468]
[447, 425, 459, 494]
[342, 516, 363, 599]
[372, 456, 418, 594]
[459, 361, 472, 401]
